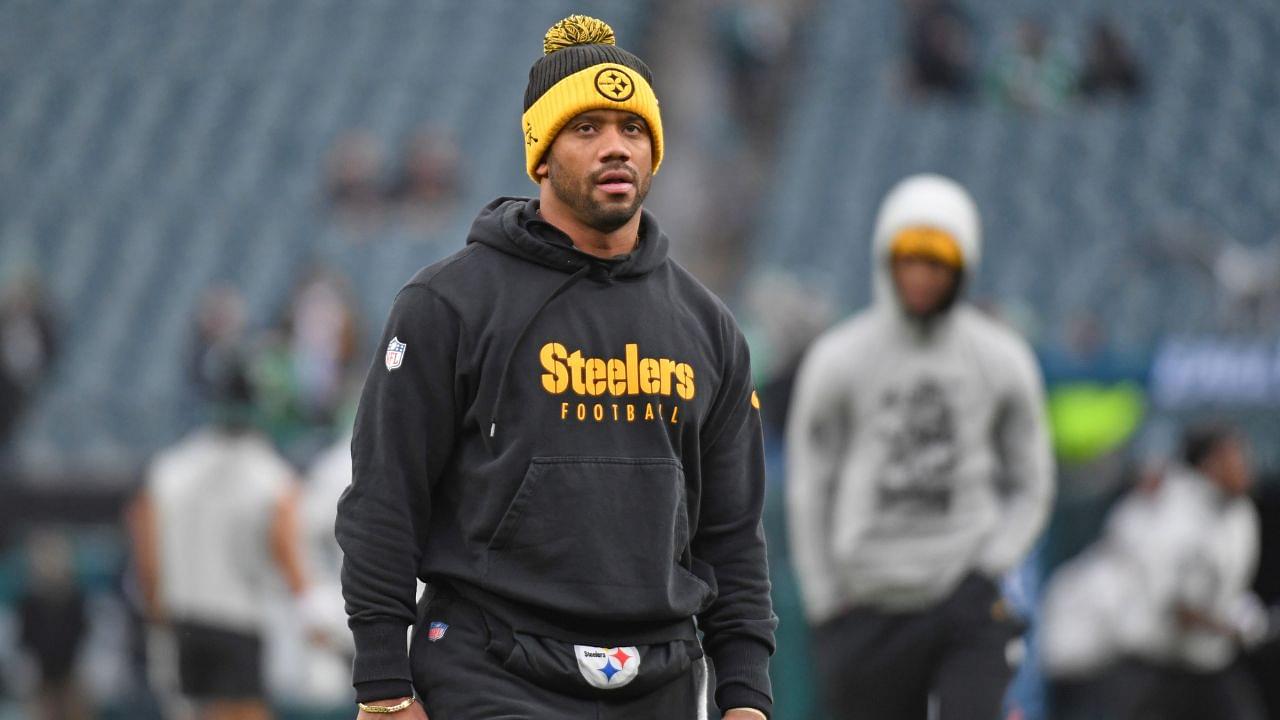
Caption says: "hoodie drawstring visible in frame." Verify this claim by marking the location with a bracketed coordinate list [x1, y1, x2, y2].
[487, 263, 592, 440]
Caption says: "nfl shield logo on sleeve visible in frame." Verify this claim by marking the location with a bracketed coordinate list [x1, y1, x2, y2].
[385, 337, 406, 371]
[426, 621, 448, 642]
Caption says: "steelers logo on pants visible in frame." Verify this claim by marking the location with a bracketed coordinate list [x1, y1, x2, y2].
[574, 644, 641, 689]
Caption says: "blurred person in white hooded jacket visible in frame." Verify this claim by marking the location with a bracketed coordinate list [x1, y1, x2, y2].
[298, 434, 359, 701]
[786, 174, 1054, 720]
[131, 355, 328, 720]
[1042, 424, 1272, 720]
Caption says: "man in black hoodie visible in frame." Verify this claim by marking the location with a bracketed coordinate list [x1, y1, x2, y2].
[337, 15, 776, 720]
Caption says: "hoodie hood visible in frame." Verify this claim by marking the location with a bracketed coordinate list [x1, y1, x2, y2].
[467, 197, 670, 279]
[871, 174, 982, 313]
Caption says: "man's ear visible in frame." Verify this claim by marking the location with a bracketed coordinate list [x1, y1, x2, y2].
[535, 160, 550, 180]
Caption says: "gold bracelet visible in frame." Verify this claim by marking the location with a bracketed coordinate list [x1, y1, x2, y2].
[358, 696, 416, 714]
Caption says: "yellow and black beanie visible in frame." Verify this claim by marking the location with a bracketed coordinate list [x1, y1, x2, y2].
[890, 225, 964, 268]
[522, 15, 664, 183]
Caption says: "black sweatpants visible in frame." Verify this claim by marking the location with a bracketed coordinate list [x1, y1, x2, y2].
[410, 590, 717, 719]
[173, 621, 264, 700]
[1103, 659, 1265, 720]
[810, 574, 1022, 720]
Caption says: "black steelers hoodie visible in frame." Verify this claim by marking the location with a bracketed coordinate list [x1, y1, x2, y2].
[336, 198, 776, 714]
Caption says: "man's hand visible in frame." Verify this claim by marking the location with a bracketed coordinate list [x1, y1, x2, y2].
[356, 697, 429, 720]
[723, 709, 767, 720]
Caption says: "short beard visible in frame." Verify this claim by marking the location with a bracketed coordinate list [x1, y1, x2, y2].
[547, 156, 651, 233]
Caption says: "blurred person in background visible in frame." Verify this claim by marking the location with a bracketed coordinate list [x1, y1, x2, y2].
[284, 269, 359, 427]
[130, 355, 321, 720]
[299, 432, 357, 703]
[0, 273, 59, 449]
[742, 272, 836, 439]
[715, 0, 794, 143]
[326, 130, 387, 235]
[18, 530, 89, 720]
[387, 126, 461, 232]
[787, 174, 1054, 720]
[1045, 425, 1273, 720]
[190, 285, 248, 401]
[990, 17, 1073, 112]
[1076, 18, 1143, 100]
[251, 270, 360, 461]
[337, 15, 775, 720]
[901, 0, 975, 98]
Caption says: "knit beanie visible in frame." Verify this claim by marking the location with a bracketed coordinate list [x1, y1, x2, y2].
[890, 226, 965, 268]
[522, 15, 664, 183]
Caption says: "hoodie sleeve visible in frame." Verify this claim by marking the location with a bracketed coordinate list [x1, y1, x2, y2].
[976, 339, 1054, 577]
[784, 335, 854, 622]
[693, 325, 778, 718]
[336, 284, 462, 703]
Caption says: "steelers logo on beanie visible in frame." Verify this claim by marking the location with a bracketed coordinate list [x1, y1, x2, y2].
[522, 15, 664, 184]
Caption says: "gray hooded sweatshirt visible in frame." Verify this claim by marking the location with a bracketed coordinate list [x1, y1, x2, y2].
[786, 174, 1055, 623]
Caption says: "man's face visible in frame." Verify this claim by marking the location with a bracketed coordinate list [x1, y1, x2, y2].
[1207, 436, 1254, 496]
[890, 256, 961, 317]
[537, 109, 653, 233]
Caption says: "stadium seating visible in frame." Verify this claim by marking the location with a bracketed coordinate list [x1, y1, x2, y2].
[0, 0, 650, 475]
[3, 0, 1279, 476]
[755, 0, 1280, 356]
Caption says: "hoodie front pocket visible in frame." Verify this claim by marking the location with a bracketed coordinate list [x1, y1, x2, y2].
[487, 456, 704, 615]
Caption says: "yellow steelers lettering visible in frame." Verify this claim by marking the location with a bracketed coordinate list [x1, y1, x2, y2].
[539, 341, 696, 427]
[638, 358, 660, 394]
[541, 342, 570, 393]
[625, 343, 640, 394]
[539, 342, 695, 400]
[567, 351, 587, 395]
[675, 363, 695, 400]
[584, 358, 607, 396]
[656, 358, 675, 395]
[606, 358, 627, 395]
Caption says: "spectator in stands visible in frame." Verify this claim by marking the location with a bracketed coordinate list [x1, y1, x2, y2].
[901, 0, 975, 97]
[326, 130, 387, 234]
[990, 18, 1073, 112]
[190, 285, 248, 402]
[18, 529, 89, 720]
[1077, 18, 1143, 99]
[1042, 424, 1275, 720]
[716, 0, 794, 141]
[0, 273, 59, 449]
[130, 356, 322, 720]
[388, 126, 461, 232]
[282, 268, 359, 427]
[743, 272, 835, 439]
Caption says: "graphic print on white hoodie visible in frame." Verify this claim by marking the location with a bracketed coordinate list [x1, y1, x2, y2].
[786, 174, 1056, 623]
